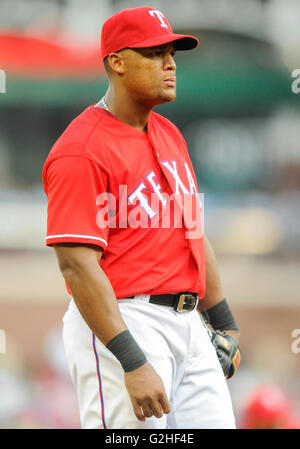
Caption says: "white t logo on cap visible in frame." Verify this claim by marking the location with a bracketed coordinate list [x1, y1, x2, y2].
[149, 10, 168, 29]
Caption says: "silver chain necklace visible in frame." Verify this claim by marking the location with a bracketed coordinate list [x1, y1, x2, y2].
[101, 96, 109, 111]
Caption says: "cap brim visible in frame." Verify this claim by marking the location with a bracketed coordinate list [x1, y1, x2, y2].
[128, 33, 199, 51]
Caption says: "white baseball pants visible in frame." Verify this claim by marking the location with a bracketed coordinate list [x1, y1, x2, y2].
[62, 296, 236, 429]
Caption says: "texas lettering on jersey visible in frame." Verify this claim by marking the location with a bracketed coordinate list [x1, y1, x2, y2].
[96, 159, 203, 239]
[43, 106, 206, 298]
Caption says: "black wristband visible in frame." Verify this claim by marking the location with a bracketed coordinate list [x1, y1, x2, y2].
[205, 298, 239, 332]
[106, 330, 147, 373]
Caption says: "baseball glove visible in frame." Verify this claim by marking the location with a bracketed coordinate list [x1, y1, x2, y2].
[210, 330, 241, 379]
[199, 313, 241, 379]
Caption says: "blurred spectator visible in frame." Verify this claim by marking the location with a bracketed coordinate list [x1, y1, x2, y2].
[0, 325, 80, 429]
[17, 360, 80, 429]
[239, 383, 300, 429]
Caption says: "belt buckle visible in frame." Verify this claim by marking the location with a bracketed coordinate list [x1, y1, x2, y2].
[175, 293, 198, 313]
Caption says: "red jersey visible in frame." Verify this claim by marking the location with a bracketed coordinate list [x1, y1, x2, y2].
[42, 105, 205, 299]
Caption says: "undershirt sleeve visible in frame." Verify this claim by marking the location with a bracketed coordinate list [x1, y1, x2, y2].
[44, 156, 110, 250]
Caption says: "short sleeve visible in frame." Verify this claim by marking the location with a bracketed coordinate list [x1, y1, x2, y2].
[43, 156, 109, 249]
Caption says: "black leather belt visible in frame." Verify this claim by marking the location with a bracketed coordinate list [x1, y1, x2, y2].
[128, 292, 198, 312]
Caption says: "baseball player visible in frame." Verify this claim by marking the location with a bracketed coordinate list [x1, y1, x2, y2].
[42, 7, 241, 429]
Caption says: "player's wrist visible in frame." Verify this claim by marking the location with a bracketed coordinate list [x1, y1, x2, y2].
[106, 330, 147, 373]
[205, 298, 239, 333]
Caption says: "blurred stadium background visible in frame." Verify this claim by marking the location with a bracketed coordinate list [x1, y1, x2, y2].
[1, 0, 300, 429]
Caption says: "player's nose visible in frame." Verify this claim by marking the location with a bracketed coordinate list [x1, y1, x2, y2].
[163, 52, 176, 71]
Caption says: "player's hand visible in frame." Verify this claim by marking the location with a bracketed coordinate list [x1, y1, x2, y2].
[211, 330, 241, 379]
[223, 329, 240, 344]
[124, 362, 171, 422]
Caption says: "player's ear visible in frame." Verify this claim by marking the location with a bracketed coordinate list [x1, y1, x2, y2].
[108, 52, 126, 76]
